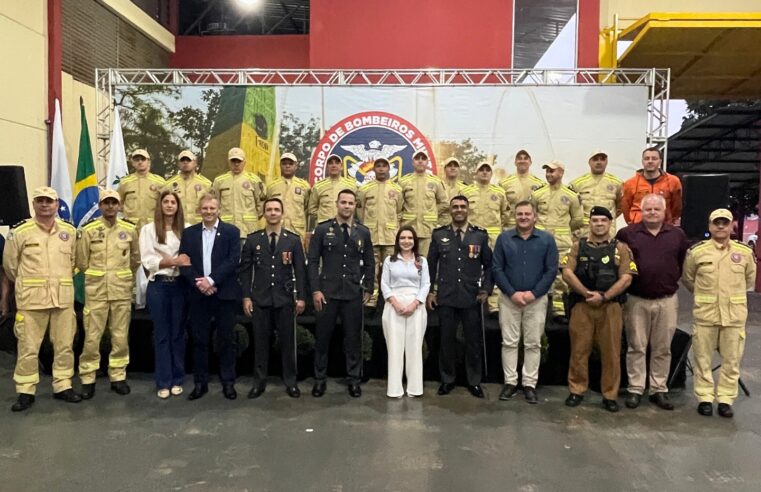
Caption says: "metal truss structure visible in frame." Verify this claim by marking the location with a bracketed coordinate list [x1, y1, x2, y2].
[95, 68, 670, 173]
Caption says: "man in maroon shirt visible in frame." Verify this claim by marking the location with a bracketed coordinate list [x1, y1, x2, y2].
[616, 193, 690, 410]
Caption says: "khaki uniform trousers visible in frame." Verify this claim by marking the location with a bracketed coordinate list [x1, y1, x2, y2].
[624, 294, 678, 395]
[14, 307, 76, 395]
[568, 302, 622, 400]
[499, 294, 547, 387]
[418, 237, 431, 257]
[368, 245, 395, 308]
[549, 232, 572, 317]
[79, 299, 132, 384]
[486, 234, 501, 314]
[692, 323, 746, 405]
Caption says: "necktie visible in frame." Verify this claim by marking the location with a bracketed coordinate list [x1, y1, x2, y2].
[270, 232, 277, 253]
[456, 228, 463, 243]
[341, 223, 350, 244]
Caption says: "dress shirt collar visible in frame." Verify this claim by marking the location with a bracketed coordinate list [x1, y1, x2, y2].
[202, 219, 219, 233]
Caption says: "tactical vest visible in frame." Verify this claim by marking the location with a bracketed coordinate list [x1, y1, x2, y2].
[569, 238, 626, 307]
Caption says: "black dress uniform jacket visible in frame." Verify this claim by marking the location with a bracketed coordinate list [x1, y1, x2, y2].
[307, 219, 374, 300]
[428, 224, 494, 308]
[239, 229, 307, 308]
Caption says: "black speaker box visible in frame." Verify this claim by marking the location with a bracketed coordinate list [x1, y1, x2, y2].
[0, 166, 30, 226]
[681, 173, 730, 240]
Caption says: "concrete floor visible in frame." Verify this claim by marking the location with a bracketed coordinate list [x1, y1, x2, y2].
[1, 290, 760, 492]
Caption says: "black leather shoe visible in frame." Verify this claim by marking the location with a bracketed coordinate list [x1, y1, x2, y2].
[523, 386, 538, 404]
[11, 394, 35, 412]
[188, 384, 208, 401]
[248, 383, 266, 399]
[717, 403, 734, 418]
[348, 384, 362, 398]
[648, 392, 674, 411]
[602, 399, 620, 413]
[437, 383, 455, 395]
[286, 386, 301, 398]
[625, 392, 641, 409]
[222, 384, 237, 400]
[498, 384, 518, 401]
[697, 402, 713, 416]
[110, 381, 131, 396]
[565, 393, 583, 407]
[81, 383, 96, 400]
[53, 389, 82, 403]
[467, 385, 484, 398]
[312, 381, 326, 398]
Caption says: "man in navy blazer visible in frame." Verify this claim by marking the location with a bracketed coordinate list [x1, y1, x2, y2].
[178, 193, 242, 400]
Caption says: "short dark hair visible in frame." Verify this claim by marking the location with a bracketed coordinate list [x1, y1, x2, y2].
[450, 194, 469, 205]
[337, 189, 357, 201]
[514, 200, 535, 212]
[642, 147, 663, 160]
[262, 197, 283, 212]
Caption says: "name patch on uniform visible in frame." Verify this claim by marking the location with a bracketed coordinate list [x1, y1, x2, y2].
[59, 232, 70, 241]
[282, 251, 292, 264]
[731, 253, 742, 263]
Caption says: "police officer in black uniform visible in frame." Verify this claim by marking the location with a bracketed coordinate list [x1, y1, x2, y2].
[308, 189, 374, 398]
[427, 195, 493, 398]
[240, 198, 307, 398]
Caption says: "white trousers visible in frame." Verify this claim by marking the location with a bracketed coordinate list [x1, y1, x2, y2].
[499, 294, 548, 387]
[382, 289, 427, 397]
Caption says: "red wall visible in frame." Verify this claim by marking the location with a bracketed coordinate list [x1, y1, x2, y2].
[172, 35, 310, 68]
[310, 0, 512, 68]
[577, 0, 600, 68]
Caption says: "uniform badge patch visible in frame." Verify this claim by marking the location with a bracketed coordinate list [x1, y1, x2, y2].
[118, 231, 128, 240]
[149, 184, 158, 191]
[194, 184, 202, 192]
[731, 253, 742, 263]
[601, 255, 610, 264]
[441, 237, 450, 243]
[607, 184, 615, 192]
[59, 231, 70, 241]
[561, 196, 570, 205]
[491, 195, 498, 201]
[295, 187, 302, 195]
[427, 183, 435, 190]
[242, 181, 251, 190]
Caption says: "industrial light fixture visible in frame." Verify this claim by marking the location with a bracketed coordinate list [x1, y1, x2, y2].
[235, 0, 262, 9]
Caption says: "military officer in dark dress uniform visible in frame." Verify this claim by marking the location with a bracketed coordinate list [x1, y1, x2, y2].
[308, 189, 374, 398]
[427, 195, 493, 398]
[240, 198, 307, 398]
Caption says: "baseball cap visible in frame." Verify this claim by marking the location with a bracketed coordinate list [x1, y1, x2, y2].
[413, 150, 429, 159]
[542, 160, 565, 170]
[178, 150, 196, 161]
[32, 186, 58, 200]
[515, 149, 531, 159]
[588, 149, 608, 161]
[443, 157, 460, 168]
[131, 149, 150, 159]
[709, 208, 733, 223]
[590, 206, 613, 220]
[476, 161, 493, 171]
[280, 152, 297, 162]
[326, 154, 342, 164]
[228, 147, 245, 161]
[373, 157, 390, 166]
[99, 188, 121, 204]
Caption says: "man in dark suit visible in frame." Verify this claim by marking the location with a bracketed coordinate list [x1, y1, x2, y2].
[308, 189, 374, 398]
[179, 193, 242, 400]
[427, 195, 493, 398]
[240, 198, 307, 399]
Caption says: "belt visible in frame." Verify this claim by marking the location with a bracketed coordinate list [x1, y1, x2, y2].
[154, 275, 178, 283]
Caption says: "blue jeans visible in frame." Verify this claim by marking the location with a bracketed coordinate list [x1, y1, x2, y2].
[146, 279, 186, 389]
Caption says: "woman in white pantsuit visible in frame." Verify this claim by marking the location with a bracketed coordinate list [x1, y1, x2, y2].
[381, 226, 431, 397]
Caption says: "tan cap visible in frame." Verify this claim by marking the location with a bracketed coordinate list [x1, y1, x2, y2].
[32, 186, 58, 200]
[413, 149, 429, 159]
[178, 150, 196, 160]
[515, 149, 531, 159]
[542, 160, 565, 170]
[588, 149, 608, 161]
[326, 153, 342, 163]
[99, 188, 121, 204]
[476, 161, 493, 171]
[131, 148, 150, 159]
[443, 157, 460, 167]
[280, 152, 297, 162]
[228, 147, 245, 161]
[373, 157, 390, 166]
[709, 208, 733, 222]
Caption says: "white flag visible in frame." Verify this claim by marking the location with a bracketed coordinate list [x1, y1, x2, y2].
[107, 106, 128, 189]
[50, 98, 73, 221]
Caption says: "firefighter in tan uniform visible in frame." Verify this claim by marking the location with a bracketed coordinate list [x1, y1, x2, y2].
[117, 149, 166, 230]
[212, 147, 265, 240]
[165, 150, 211, 224]
[682, 208, 756, 418]
[463, 162, 509, 314]
[400, 150, 448, 256]
[266, 152, 311, 238]
[499, 149, 544, 228]
[357, 157, 403, 308]
[77, 189, 140, 399]
[440, 157, 467, 226]
[3, 187, 80, 412]
[569, 149, 623, 237]
[531, 160, 584, 319]
[307, 154, 356, 230]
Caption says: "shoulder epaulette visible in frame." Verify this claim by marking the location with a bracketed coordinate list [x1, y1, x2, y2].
[245, 171, 262, 182]
[81, 218, 101, 230]
[560, 186, 578, 198]
[294, 176, 310, 188]
[469, 224, 486, 232]
[194, 174, 211, 186]
[314, 179, 331, 189]
[500, 176, 518, 186]
[268, 177, 283, 187]
[214, 172, 232, 183]
[433, 224, 449, 232]
[388, 181, 402, 191]
[528, 175, 544, 184]
[282, 228, 301, 238]
[147, 173, 166, 185]
[731, 241, 753, 254]
[250, 228, 266, 236]
[119, 174, 137, 184]
[317, 218, 333, 226]
[570, 174, 591, 187]
[353, 220, 369, 230]
[425, 174, 443, 183]
[488, 184, 505, 194]
[532, 184, 548, 194]
[10, 219, 29, 230]
[462, 184, 477, 194]
[359, 180, 377, 191]
[56, 218, 76, 232]
[165, 174, 181, 184]
[117, 219, 136, 230]
[603, 173, 624, 184]
[689, 240, 710, 252]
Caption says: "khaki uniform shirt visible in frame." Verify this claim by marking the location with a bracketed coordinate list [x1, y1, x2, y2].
[531, 183, 584, 236]
[2, 218, 76, 310]
[117, 172, 166, 229]
[357, 179, 403, 246]
[499, 173, 545, 227]
[266, 176, 311, 237]
[165, 172, 212, 224]
[569, 172, 623, 232]
[307, 176, 357, 227]
[400, 173, 448, 238]
[440, 179, 467, 226]
[682, 240, 756, 327]
[76, 217, 140, 302]
[462, 183, 509, 239]
[212, 171, 265, 238]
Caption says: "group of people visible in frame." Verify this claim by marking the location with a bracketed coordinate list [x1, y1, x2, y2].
[1, 145, 755, 419]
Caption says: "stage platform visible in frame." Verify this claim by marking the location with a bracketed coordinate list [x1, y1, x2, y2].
[0, 289, 760, 490]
